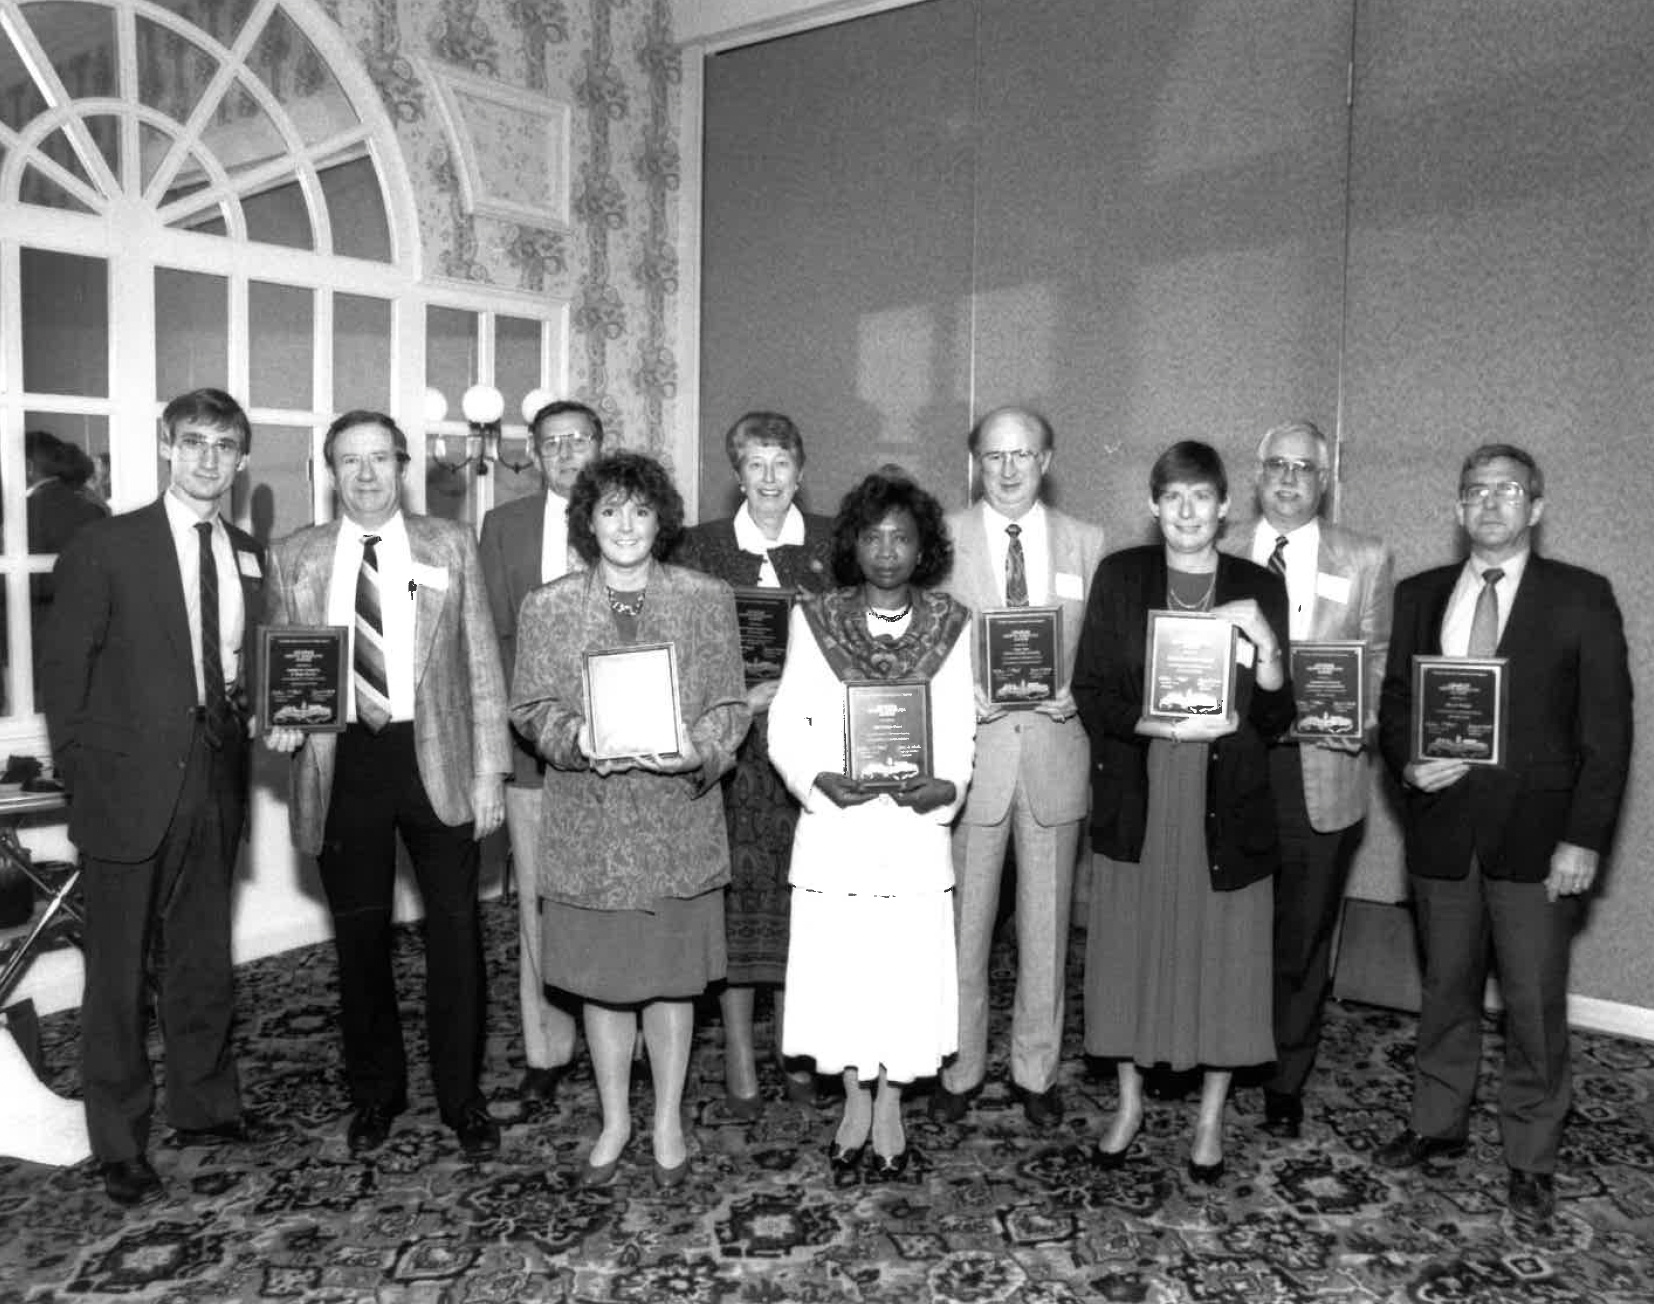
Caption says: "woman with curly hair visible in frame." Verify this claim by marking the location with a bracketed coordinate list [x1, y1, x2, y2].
[510, 451, 751, 1189]
[767, 466, 976, 1182]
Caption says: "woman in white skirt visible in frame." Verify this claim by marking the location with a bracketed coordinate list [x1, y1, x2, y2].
[767, 467, 975, 1183]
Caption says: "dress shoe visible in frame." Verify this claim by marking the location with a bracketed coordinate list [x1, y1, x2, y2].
[579, 1152, 624, 1188]
[1093, 1142, 1137, 1171]
[1186, 1155, 1226, 1185]
[518, 1065, 564, 1104]
[653, 1156, 690, 1189]
[451, 1102, 501, 1159]
[1260, 1091, 1303, 1140]
[100, 1156, 163, 1207]
[1021, 1087, 1065, 1129]
[928, 1084, 971, 1125]
[171, 1115, 278, 1148]
[346, 1102, 400, 1155]
[1372, 1126, 1467, 1170]
[827, 1139, 865, 1187]
[869, 1148, 910, 1182]
[783, 1071, 819, 1105]
[724, 1090, 764, 1121]
[1507, 1169, 1556, 1224]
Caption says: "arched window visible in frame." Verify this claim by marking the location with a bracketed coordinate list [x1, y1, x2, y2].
[0, 0, 565, 747]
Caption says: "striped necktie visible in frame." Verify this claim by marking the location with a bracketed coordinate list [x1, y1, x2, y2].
[1005, 524, 1029, 607]
[354, 535, 392, 731]
[1268, 533, 1288, 577]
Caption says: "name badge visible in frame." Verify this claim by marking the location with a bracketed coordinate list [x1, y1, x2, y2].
[1053, 571, 1084, 601]
[236, 550, 263, 579]
[410, 561, 449, 591]
[1315, 572, 1351, 605]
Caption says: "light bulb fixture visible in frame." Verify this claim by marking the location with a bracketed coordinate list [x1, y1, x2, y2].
[521, 387, 553, 424]
[424, 383, 543, 477]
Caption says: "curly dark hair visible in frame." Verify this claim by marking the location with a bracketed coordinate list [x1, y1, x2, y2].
[829, 465, 953, 588]
[567, 450, 686, 565]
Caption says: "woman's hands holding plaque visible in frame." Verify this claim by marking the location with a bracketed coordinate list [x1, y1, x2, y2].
[889, 775, 957, 814]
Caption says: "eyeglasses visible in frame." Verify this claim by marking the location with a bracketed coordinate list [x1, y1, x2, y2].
[1458, 481, 1529, 507]
[979, 449, 1040, 471]
[1260, 456, 1320, 479]
[539, 432, 594, 454]
[173, 434, 242, 460]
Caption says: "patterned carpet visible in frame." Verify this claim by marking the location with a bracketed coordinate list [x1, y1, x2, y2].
[3, 896, 1653, 1303]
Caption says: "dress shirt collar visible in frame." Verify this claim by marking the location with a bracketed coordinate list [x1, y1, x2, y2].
[733, 501, 805, 553]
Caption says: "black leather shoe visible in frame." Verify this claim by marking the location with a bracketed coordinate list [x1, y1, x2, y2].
[100, 1156, 163, 1207]
[347, 1103, 400, 1155]
[451, 1103, 501, 1159]
[1372, 1127, 1467, 1170]
[1260, 1091, 1303, 1140]
[171, 1114, 279, 1148]
[518, 1066, 563, 1104]
[1021, 1087, 1065, 1129]
[1507, 1169, 1556, 1224]
[870, 1148, 910, 1182]
[928, 1084, 971, 1125]
[827, 1139, 865, 1187]
[1186, 1155, 1226, 1185]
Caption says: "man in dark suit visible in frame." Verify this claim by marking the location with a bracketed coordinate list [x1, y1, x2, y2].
[1375, 443, 1632, 1226]
[1222, 420, 1392, 1138]
[933, 406, 1106, 1129]
[265, 411, 510, 1159]
[40, 389, 266, 1207]
[478, 400, 600, 1104]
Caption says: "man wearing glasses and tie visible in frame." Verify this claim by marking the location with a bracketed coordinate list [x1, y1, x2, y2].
[1222, 420, 1392, 1140]
[931, 406, 1106, 1130]
[1375, 444, 1631, 1227]
[478, 399, 603, 1107]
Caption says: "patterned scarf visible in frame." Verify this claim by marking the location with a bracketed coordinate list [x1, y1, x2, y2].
[800, 586, 970, 683]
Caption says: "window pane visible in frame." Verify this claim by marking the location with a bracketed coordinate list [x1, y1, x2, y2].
[233, 424, 313, 545]
[249, 282, 314, 410]
[0, 19, 50, 133]
[154, 267, 228, 399]
[32, 3, 118, 101]
[320, 155, 391, 262]
[19, 164, 94, 212]
[248, 9, 359, 145]
[425, 307, 476, 409]
[136, 16, 218, 125]
[333, 295, 391, 412]
[85, 112, 120, 179]
[495, 317, 543, 421]
[22, 248, 108, 397]
[242, 175, 313, 250]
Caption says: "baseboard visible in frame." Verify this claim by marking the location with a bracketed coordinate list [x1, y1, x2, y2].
[1569, 995, 1654, 1044]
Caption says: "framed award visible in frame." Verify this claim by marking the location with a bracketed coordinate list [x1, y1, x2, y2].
[1143, 610, 1236, 722]
[583, 642, 684, 760]
[1289, 641, 1367, 741]
[733, 587, 794, 686]
[1411, 655, 1508, 766]
[260, 625, 348, 733]
[979, 606, 1062, 710]
[844, 679, 932, 789]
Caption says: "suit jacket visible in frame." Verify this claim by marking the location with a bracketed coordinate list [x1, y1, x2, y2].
[673, 512, 836, 594]
[477, 492, 586, 781]
[509, 560, 751, 910]
[40, 498, 264, 862]
[1378, 554, 1631, 882]
[946, 502, 1107, 826]
[264, 513, 512, 857]
[1223, 518, 1393, 831]
[1072, 546, 1294, 891]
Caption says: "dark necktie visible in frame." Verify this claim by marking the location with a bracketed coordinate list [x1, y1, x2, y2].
[1467, 567, 1504, 657]
[354, 535, 392, 731]
[196, 523, 226, 749]
[1268, 533, 1288, 577]
[1005, 523, 1029, 607]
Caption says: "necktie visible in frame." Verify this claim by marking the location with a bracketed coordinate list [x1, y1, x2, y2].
[1466, 567, 1504, 657]
[1005, 523, 1029, 607]
[354, 535, 392, 731]
[1268, 534, 1288, 577]
[196, 523, 226, 749]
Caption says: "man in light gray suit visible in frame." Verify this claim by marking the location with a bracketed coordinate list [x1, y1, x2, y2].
[932, 406, 1107, 1128]
[265, 410, 510, 1159]
[1223, 419, 1392, 1137]
[478, 399, 601, 1106]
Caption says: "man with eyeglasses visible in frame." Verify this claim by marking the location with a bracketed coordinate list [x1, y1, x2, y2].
[1374, 444, 1631, 1227]
[478, 399, 603, 1106]
[264, 411, 510, 1159]
[931, 406, 1106, 1130]
[41, 388, 270, 1207]
[1221, 420, 1392, 1140]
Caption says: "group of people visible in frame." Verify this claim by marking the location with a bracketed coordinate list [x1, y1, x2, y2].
[39, 388, 1629, 1232]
